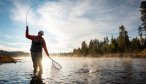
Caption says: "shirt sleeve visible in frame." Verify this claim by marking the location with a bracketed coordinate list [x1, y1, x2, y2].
[25, 27, 35, 40]
[42, 38, 49, 55]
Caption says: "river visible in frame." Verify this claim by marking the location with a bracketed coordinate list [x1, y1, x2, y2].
[0, 56, 146, 84]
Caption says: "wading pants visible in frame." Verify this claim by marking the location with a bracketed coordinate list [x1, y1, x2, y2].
[31, 52, 42, 74]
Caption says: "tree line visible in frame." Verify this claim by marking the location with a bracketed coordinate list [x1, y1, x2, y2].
[73, 25, 146, 56]
[73, 1, 146, 56]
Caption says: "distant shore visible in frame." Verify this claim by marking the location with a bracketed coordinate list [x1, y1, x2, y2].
[101, 53, 146, 58]
[0, 50, 29, 64]
[72, 53, 146, 58]
[0, 56, 17, 64]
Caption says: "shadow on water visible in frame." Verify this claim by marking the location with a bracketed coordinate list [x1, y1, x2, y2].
[29, 69, 44, 84]
[29, 76, 44, 84]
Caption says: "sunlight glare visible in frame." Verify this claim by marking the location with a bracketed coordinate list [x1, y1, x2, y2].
[42, 57, 50, 67]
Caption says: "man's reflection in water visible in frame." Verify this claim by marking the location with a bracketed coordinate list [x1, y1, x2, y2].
[29, 71, 44, 84]
[29, 77, 43, 84]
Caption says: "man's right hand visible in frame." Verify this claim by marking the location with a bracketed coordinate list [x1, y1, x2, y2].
[26, 26, 28, 29]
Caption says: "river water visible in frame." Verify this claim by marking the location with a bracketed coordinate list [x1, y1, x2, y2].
[0, 56, 146, 84]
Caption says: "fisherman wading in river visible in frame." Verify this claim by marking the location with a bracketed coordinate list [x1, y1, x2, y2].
[25, 26, 49, 75]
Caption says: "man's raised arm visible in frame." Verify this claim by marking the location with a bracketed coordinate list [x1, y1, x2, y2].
[25, 26, 34, 40]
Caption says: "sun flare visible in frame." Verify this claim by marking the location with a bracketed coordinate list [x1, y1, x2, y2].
[42, 57, 50, 67]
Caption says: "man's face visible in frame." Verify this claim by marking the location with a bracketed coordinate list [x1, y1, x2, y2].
[38, 33, 43, 37]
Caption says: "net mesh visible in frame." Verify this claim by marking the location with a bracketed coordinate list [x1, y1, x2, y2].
[52, 60, 62, 70]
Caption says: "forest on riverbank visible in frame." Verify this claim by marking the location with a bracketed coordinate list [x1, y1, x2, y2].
[73, 25, 146, 57]
[72, 1, 146, 57]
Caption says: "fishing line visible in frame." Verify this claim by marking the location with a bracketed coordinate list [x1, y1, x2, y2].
[26, 6, 33, 26]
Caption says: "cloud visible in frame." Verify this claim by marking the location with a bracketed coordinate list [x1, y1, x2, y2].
[9, 0, 141, 53]
[0, 41, 30, 51]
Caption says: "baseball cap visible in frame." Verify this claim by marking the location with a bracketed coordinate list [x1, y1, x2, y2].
[38, 30, 44, 35]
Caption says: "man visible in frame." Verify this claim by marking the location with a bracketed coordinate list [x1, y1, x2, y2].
[25, 26, 49, 74]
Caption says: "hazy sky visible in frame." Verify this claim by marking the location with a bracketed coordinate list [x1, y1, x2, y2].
[0, 0, 142, 53]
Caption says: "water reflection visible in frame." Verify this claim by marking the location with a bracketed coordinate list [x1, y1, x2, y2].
[1, 57, 146, 84]
[121, 58, 133, 83]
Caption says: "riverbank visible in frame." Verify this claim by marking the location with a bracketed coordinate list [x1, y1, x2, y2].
[101, 53, 146, 58]
[72, 53, 146, 58]
[0, 56, 17, 64]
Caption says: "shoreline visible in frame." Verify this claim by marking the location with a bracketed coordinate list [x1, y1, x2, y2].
[72, 53, 146, 58]
[0, 53, 146, 64]
[0, 56, 17, 64]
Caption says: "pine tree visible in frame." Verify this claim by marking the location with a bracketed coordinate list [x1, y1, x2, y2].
[81, 41, 88, 55]
[89, 40, 94, 55]
[140, 1, 146, 35]
[103, 36, 109, 53]
[110, 36, 118, 53]
[130, 37, 141, 52]
[138, 26, 143, 38]
[117, 25, 130, 52]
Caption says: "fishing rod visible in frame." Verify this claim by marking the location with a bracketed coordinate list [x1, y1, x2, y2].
[25, 6, 62, 70]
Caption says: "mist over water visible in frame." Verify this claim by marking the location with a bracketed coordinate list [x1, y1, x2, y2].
[0, 56, 146, 84]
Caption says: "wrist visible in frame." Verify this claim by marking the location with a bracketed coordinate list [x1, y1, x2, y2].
[26, 26, 28, 29]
